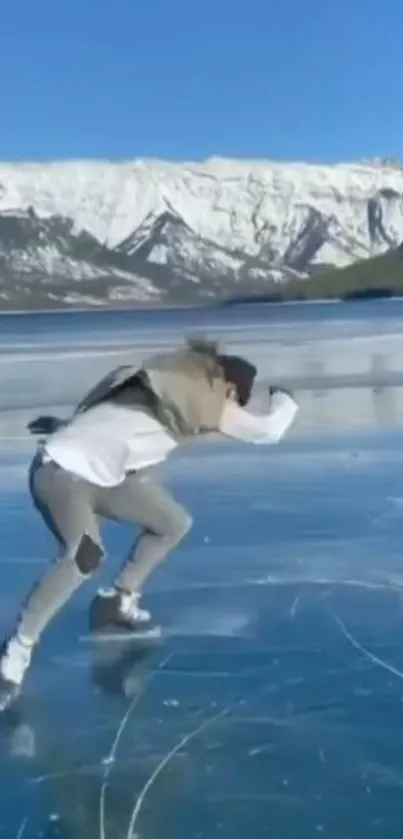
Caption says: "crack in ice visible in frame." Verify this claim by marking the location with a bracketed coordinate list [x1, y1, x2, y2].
[334, 615, 403, 681]
[99, 651, 172, 839]
[125, 706, 230, 839]
[124, 668, 318, 839]
[15, 818, 27, 839]
[289, 593, 302, 619]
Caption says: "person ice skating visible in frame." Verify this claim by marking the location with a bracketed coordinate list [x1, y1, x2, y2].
[0, 338, 298, 703]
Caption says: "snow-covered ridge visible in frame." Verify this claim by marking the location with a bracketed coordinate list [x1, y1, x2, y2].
[0, 156, 402, 309]
[0, 157, 403, 261]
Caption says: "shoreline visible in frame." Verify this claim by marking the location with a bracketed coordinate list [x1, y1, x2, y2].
[1, 296, 403, 317]
[0, 298, 343, 316]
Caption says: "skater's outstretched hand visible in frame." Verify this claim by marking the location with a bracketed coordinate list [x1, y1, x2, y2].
[268, 385, 294, 400]
[219, 385, 298, 445]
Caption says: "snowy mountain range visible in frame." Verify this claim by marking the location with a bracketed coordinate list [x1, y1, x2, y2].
[0, 156, 403, 308]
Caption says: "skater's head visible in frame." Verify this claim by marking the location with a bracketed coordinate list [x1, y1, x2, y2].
[182, 337, 256, 406]
[218, 354, 257, 407]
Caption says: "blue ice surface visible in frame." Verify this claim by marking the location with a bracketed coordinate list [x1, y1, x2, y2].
[2, 301, 403, 837]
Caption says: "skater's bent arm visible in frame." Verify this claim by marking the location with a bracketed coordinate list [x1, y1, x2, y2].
[219, 391, 298, 444]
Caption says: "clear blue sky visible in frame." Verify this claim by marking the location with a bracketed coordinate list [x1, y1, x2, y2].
[1, 0, 401, 163]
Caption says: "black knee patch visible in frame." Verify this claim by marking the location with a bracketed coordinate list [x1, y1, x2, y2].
[74, 534, 104, 574]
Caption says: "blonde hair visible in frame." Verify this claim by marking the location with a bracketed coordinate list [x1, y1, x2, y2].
[184, 335, 220, 356]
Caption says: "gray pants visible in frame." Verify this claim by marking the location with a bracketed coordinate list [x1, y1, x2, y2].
[17, 457, 192, 643]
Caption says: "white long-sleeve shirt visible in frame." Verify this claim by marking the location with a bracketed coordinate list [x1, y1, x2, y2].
[219, 390, 298, 445]
[44, 391, 298, 487]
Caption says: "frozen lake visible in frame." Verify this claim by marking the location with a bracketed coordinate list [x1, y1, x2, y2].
[2, 300, 403, 838]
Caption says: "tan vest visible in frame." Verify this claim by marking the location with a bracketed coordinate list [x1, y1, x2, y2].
[75, 343, 228, 438]
[142, 347, 228, 436]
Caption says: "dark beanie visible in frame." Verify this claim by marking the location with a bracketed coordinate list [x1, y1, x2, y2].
[217, 354, 257, 406]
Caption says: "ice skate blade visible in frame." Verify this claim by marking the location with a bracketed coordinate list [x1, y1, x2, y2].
[79, 625, 163, 643]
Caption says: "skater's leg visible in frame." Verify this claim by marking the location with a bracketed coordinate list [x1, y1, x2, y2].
[90, 473, 191, 632]
[0, 461, 103, 694]
[18, 461, 103, 643]
[99, 472, 192, 593]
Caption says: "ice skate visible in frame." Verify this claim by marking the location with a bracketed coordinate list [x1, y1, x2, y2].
[89, 588, 162, 641]
[0, 635, 33, 711]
